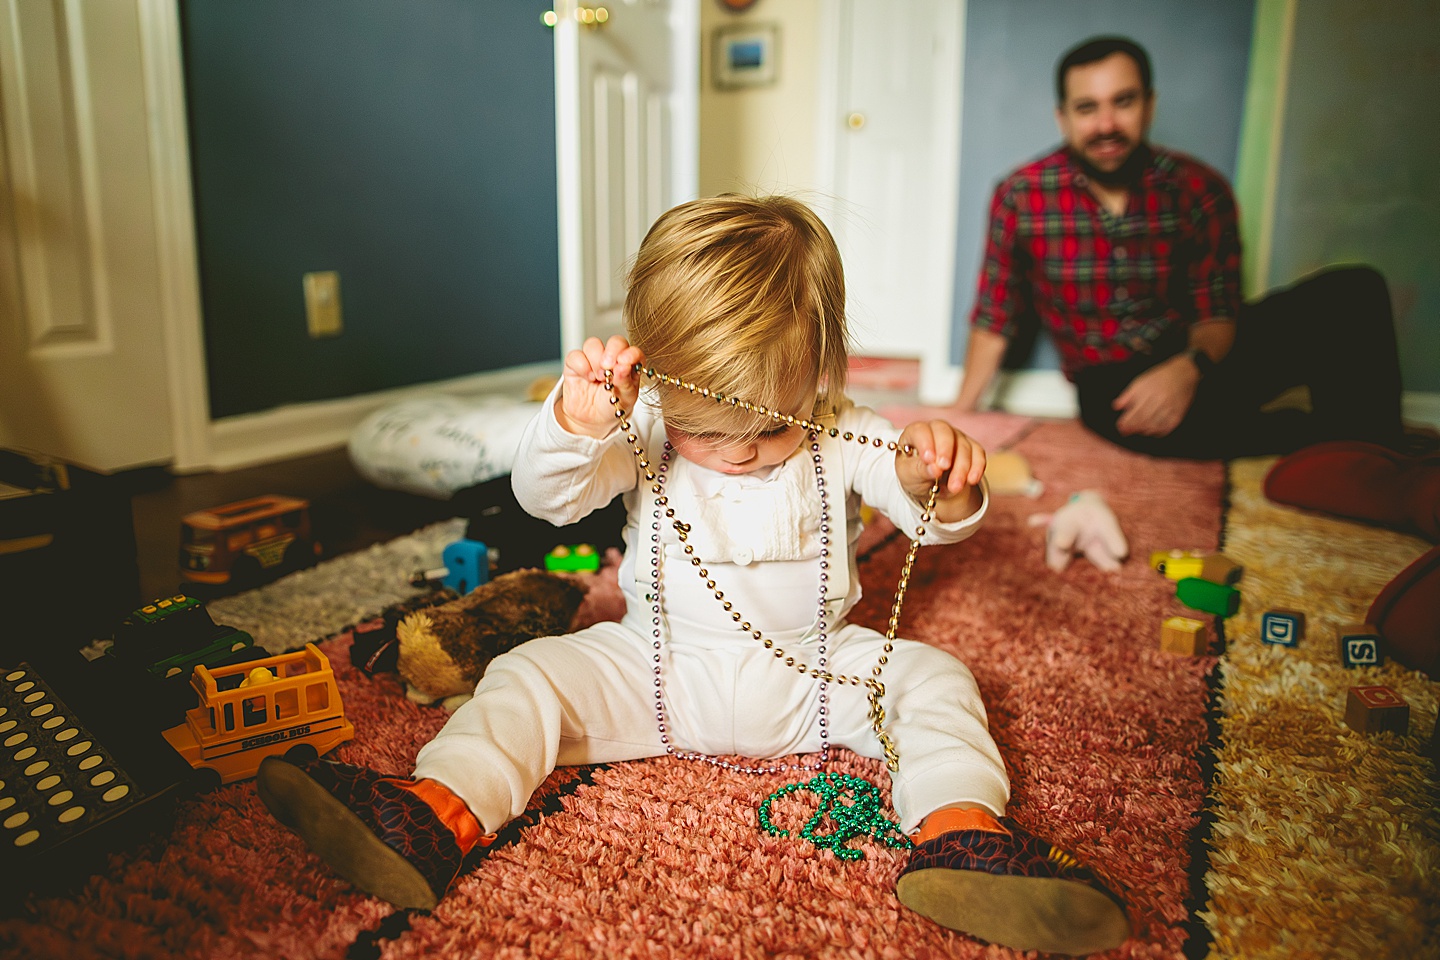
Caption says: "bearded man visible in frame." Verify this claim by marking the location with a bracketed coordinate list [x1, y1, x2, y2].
[952, 36, 1407, 459]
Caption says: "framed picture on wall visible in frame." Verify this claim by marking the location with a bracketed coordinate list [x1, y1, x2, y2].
[713, 23, 779, 89]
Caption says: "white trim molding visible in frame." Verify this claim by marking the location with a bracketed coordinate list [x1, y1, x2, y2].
[139, 0, 211, 470]
[981, 369, 1078, 420]
[1235, 0, 1298, 298]
[1404, 392, 1440, 433]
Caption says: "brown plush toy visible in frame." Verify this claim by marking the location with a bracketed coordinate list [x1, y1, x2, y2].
[396, 570, 585, 709]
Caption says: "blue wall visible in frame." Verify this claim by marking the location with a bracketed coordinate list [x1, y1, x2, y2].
[182, 0, 560, 419]
[950, 0, 1256, 371]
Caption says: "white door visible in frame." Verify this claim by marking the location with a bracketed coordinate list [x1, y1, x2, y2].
[816, 0, 963, 404]
[552, 0, 698, 353]
[0, 0, 180, 472]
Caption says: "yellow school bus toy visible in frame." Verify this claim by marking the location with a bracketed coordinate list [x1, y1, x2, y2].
[162, 643, 354, 785]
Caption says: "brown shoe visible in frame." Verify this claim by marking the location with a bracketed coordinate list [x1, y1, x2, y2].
[257, 756, 492, 909]
[896, 817, 1130, 956]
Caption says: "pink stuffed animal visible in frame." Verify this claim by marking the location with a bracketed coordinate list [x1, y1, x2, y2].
[1028, 490, 1129, 572]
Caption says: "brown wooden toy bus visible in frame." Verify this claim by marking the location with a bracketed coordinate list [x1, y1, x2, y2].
[179, 494, 320, 588]
[161, 643, 354, 785]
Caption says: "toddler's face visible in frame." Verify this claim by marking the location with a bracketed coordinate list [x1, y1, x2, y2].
[663, 384, 817, 476]
[665, 421, 808, 475]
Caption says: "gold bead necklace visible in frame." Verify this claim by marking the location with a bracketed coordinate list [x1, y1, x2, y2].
[605, 365, 939, 773]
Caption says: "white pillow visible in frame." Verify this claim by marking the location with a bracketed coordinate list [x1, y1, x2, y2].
[348, 396, 541, 499]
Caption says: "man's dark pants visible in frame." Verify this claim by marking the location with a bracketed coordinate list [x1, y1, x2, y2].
[1074, 266, 1404, 460]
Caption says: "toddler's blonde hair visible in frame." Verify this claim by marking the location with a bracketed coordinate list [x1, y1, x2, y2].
[625, 195, 849, 438]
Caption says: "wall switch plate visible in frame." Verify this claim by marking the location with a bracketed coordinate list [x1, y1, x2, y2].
[303, 271, 343, 338]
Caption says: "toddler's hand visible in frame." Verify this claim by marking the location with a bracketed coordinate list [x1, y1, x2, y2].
[896, 420, 986, 522]
[555, 336, 646, 439]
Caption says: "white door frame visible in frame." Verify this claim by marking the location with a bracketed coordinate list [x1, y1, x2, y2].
[813, 0, 964, 406]
[554, 0, 700, 356]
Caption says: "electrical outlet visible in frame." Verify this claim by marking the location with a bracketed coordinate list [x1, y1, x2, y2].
[304, 271, 343, 338]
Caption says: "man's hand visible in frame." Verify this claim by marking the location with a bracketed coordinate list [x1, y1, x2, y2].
[896, 420, 986, 522]
[555, 335, 646, 439]
[1112, 355, 1201, 437]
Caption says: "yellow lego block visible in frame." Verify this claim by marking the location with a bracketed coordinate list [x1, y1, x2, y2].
[1150, 550, 1206, 581]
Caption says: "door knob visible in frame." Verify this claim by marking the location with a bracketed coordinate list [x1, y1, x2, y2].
[847, 112, 866, 130]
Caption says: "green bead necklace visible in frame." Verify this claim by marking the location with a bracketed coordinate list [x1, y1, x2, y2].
[758, 773, 913, 861]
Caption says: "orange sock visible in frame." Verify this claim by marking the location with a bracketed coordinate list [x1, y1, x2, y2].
[914, 807, 1008, 845]
[396, 778, 493, 855]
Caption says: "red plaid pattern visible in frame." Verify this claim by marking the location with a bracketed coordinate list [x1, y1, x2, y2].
[970, 146, 1241, 378]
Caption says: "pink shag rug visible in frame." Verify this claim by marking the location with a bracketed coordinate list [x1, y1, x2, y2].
[0, 417, 1226, 960]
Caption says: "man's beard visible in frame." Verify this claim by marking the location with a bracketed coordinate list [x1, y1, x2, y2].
[1074, 137, 1150, 187]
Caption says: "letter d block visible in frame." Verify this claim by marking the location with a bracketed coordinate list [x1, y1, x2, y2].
[1344, 685, 1409, 735]
[1261, 609, 1306, 647]
[1339, 623, 1383, 668]
[1160, 616, 1210, 655]
[1177, 577, 1240, 618]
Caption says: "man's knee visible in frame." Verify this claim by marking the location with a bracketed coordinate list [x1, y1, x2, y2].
[1304, 264, 1390, 312]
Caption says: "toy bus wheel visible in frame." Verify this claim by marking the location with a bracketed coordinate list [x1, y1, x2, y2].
[283, 743, 319, 765]
[193, 767, 223, 792]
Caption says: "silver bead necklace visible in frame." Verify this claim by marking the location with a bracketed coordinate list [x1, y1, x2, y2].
[605, 366, 939, 773]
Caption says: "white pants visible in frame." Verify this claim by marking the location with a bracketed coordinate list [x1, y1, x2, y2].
[412, 615, 1010, 834]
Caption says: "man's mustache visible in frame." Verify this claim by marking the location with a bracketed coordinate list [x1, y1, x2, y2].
[1086, 134, 1132, 149]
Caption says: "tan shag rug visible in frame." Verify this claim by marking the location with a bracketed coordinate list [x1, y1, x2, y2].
[1201, 456, 1440, 959]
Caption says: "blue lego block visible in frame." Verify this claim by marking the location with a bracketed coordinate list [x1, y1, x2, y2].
[1339, 624, 1382, 669]
[1261, 609, 1305, 647]
[441, 539, 489, 595]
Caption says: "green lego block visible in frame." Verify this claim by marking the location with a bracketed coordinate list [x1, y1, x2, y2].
[1177, 577, 1240, 618]
[545, 544, 600, 572]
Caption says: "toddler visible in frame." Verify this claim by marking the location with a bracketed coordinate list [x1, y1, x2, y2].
[258, 196, 1129, 955]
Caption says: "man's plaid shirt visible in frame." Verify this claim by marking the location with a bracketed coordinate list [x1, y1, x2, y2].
[969, 145, 1241, 379]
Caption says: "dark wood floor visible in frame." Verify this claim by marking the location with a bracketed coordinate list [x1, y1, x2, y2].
[130, 446, 464, 604]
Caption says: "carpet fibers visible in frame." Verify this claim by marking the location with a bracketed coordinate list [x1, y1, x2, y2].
[1, 418, 1251, 959]
[1198, 456, 1439, 959]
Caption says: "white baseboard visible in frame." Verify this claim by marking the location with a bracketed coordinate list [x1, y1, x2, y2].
[1404, 392, 1440, 431]
[986, 369, 1078, 418]
[194, 360, 561, 473]
[922, 363, 1080, 417]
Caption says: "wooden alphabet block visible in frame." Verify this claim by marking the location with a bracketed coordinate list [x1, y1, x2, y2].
[1261, 609, 1306, 647]
[1177, 577, 1240, 618]
[1200, 553, 1244, 586]
[1160, 616, 1210, 655]
[1339, 623, 1383, 668]
[1344, 685, 1409, 735]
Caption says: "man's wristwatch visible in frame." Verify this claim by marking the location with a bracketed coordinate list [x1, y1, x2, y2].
[1184, 347, 1216, 380]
